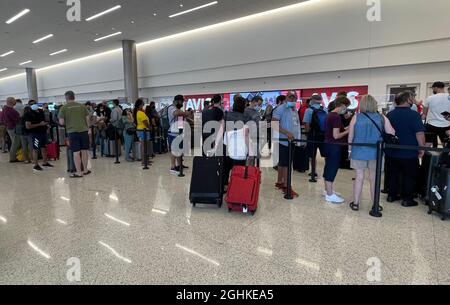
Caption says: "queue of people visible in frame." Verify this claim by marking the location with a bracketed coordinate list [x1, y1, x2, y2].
[1, 81, 449, 211]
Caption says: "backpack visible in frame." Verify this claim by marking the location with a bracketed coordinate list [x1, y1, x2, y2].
[160, 105, 172, 133]
[310, 108, 327, 137]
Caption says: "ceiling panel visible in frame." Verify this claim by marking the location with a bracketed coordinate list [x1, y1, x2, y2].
[0, 0, 305, 78]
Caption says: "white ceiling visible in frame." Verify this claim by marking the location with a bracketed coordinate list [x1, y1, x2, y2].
[0, 0, 304, 78]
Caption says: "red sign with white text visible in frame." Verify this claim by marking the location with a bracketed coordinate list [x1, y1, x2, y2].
[301, 86, 369, 110]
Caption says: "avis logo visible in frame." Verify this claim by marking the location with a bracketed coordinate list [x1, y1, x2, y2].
[66, 0, 81, 22]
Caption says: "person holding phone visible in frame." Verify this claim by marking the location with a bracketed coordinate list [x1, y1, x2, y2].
[24, 102, 53, 172]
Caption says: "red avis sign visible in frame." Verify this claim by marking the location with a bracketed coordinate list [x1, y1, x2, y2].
[301, 86, 368, 110]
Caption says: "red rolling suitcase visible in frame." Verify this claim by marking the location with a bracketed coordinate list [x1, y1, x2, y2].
[226, 166, 261, 215]
[46, 142, 59, 161]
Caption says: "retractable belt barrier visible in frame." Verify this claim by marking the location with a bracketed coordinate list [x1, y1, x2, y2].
[91, 126, 97, 159]
[280, 138, 450, 218]
[136, 129, 150, 170]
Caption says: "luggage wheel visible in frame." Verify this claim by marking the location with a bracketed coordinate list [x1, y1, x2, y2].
[192, 202, 196, 207]
[251, 211, 256, 216]
[441, 215, 447, 221]
[228, 208, 232, 213]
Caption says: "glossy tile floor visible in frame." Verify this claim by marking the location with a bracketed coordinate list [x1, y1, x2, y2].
[0, 150, 449, 285]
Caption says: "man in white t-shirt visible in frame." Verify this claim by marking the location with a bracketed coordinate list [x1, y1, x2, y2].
[423, 81, 450, 147]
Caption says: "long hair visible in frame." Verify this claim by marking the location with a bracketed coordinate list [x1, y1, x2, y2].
[133, 99, 144, 123]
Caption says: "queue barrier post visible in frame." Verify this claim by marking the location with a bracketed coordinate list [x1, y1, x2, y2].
[309, 131, 318, 183]
[178, 128, 185, 178]
[369, 141, 384, 218]
[284, 140, 294, 200]
[91, 126, 97, 160]
[114, 126, 120, 164]
[143, 129, 149, 170]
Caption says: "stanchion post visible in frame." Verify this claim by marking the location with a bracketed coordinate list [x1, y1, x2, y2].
[284, 140, 294, 200]
[114, 126, 120, 164]
[91, 125, 97, 159]
[178, 128, 185, 177]
[143, 129, 149, 170]
[309, 131, 318, 183]
[370, 141, 384, 218]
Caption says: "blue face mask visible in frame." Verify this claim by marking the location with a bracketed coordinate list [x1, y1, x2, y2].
[31, 105, 39, 111]
[287, 102, 296, 108]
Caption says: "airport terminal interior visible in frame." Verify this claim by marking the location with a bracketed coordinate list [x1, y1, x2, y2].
[1, 0, 450, 286]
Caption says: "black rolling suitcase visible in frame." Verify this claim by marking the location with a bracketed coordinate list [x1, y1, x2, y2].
[293, 145, 309, 172]
[419, 151, 441, 204]
[189, 156, 224, 207]
[428, 166, 450, 220]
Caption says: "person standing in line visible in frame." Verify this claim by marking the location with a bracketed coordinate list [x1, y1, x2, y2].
[3, 97, 21, 162]
[121, 107, 135, 162]
[0, 108, 7, 153]
[110, 99, 123, 130]
[272, 92, 301, 198]
[348, 95, 395, 211]
[422, 81, 450, 147]
[59, 91, 92, 178]
[133, 99, 151, 166]
[167, 95, 188, 174]
[323, 97, 351, 204]
[386, 91, 426, 207]
[25, 103, 53, 172]
[20, 105, 34, 164]
[202, 95, 224, 154]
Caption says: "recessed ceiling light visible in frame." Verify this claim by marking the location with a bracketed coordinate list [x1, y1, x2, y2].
[0, 50, 15, 57]
[169, 1, 218, 18]
[94, 31, 122, 42]
[153, 13, 157, 16]
[180, 4, 184, 7]
[131, 20, 135, 24]
[33, 34, 54, 44]
[0, 68, 7, 73]
[5, 8, 30, 24]
[86, 5, 122, 21]
[49, 49, 67, 56]
[19, 60, 32, 66]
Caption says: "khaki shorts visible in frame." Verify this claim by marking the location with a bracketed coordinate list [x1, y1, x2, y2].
[351, 159, 377, 171]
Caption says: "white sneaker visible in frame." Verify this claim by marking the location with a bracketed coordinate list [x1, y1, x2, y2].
[323, 191, 342, 197]
[325, 194, 345, 204]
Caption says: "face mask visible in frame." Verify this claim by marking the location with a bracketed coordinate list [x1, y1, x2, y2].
[287, 102, 296, 108]
[339, 106, 347, 115]
[31, 105, 39, 111]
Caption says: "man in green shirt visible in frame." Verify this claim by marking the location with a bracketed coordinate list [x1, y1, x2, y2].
[59, 91, 91, 178]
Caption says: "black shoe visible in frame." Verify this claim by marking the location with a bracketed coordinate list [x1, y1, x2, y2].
[401, 200, 419, 207]
[387, 196, 401, 203]
[42, 163, 54, 168]
[9, 159, 20, 163]
[381, 189, 389, 194]
[33, 165, 43, 172]
[182, 165, 189, 169]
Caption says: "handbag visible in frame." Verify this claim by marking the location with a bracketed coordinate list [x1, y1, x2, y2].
[126, 126, 136, 135]
[362, 113, 400, 145]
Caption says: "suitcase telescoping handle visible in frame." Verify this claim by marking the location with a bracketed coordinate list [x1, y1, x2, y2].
[244, 166, 248, 179]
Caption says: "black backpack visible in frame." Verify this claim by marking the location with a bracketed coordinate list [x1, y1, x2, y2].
[310, 108, 327, 138]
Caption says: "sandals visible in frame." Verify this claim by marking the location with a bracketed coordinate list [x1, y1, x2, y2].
[281, 187, 299, 198]
[83, 170, 92, 176]
[349, 202, 360, 211]
[70, 174, 83, 179]
[275, 183, 284, 189]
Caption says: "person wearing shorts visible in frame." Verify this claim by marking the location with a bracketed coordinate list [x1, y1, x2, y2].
[167, 95, 188, 174]
[24, 103, 53, 172]
[348, 95, 396, 211]
[134, 99, 151, 166]
[59, 91, 91, 178]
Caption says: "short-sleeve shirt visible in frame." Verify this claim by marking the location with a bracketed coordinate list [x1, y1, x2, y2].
[24, 110, 47, 134]
[303, 104, 323, 125]
[325, 112, 345, 144]
[386, 107, 425, 159]
[273, 104, 301, 147]
[424, 93, 450, 128]
[136, 110, 149, 130]
[59, 102, 89, 134]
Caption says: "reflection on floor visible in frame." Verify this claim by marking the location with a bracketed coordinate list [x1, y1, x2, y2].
[0, 150, 449, 285]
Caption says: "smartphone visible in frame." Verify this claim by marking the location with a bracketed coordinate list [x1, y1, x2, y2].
[441, 111, 450, 117]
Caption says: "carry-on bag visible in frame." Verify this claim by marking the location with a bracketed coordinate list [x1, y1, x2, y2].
[226, 166, 261, 215]
[429, 166, 450, 220]
[46, 142, 59, 161]
[189, 156, 224, 207]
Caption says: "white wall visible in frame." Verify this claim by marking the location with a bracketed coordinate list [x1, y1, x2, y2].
[1, 0, 450, 103]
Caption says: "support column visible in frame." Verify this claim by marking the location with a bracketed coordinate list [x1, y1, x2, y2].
[26, 68, 38, 101]
[122, 40, 139, 104]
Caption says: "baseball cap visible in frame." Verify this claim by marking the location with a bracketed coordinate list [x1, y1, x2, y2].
[431, 81, 445, 89]
[311, 94, 322, 101]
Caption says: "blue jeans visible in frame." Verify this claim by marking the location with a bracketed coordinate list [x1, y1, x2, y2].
[124, 133, 133, 160]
